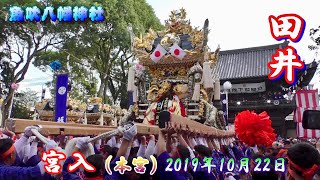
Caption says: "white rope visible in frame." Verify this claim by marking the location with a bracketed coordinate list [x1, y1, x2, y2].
[87, 128, 121, 143]
[31, 128, 50, 144]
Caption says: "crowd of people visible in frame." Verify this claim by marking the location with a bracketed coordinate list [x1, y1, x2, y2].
[1, 125, 320, 180]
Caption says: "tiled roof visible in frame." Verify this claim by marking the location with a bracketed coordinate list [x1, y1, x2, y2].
[212, 41, 290, 80]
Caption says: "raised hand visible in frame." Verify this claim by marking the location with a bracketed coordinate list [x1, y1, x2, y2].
[76, 136, 91, 150]
[3, 127, 15, 137]
[123, 124, 137, 141]
[24, 126, 40, 137]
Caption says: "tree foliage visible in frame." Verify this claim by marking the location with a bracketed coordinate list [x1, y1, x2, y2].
[34, 0, 163, 108]
[11, 89, 38, 119]
[0, 0, 76, 125]
[309, 26, 320, 51]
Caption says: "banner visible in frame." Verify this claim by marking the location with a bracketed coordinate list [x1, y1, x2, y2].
[128, 91, 134, 108]
[221, 93, 228, 126]
[222, 82, 266, 94]
[55, 73, 68, 123]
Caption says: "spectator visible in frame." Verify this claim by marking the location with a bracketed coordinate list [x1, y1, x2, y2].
[84, 154, 104, 180]
[286, 142, 320, 180]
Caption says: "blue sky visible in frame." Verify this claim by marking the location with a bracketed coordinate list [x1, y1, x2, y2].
[21, 0, 320, 95]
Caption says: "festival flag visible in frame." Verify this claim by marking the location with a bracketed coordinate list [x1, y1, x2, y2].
[55, 73, 68, 123]
[221, 93, 228, 126]
[169, 43, 186, 60]
[294, 89, 320, 138]
[128, 91, 134, 108]
[150, 44, 167, 63]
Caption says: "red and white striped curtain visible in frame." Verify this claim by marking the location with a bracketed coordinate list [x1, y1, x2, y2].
[295, 90, 319, 108]
[294, 90, 320, 138]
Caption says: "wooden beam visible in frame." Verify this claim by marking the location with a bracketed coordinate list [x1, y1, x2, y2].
[6, 119, 159, 136]
[6, 117, 234, 137]
[170, 114, 235, 137]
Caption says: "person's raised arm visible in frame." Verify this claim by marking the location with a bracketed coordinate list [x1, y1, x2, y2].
[145, 135, 156, 159]
[185, 135, 194, 150]
[166, 127, 175, 153]
[207, 138, 214, 151]
[103, 124, 137, 179]
[124, 140, 132, 159]
[14, 126, 40, 161]
[117, 124, 137, 157]
[157, 126, 184, 179]
[157, 129, 167, 156]
[3, 127, 16, 140]
[62, 136, 91, 180]
[177, 130, 195, 159]
[115, 136, 121, 148]
[177, 130, 188, 148]
[190, 137, 197, 148]
[137, 136, 146, 157]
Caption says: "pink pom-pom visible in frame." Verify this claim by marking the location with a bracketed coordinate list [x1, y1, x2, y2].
[11, 83, 19, 90]
[135, 64, 145, 72]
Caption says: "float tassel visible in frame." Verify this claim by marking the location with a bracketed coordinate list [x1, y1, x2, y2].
[192, 83, 201, 101]
[214, 79, 220, 100]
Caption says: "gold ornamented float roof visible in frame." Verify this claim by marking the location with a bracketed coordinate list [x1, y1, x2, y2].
[132, 8, 220, 80]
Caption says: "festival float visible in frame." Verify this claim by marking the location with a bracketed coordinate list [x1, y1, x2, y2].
[34, 96, 121, 126]
[84, 97, 115, 126]
[6, 9, 235, 140]
[35, 98, 84, 122]
[127, 8, 234, 137]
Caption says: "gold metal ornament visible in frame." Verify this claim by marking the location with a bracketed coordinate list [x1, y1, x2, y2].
[156, 81, 172, 101]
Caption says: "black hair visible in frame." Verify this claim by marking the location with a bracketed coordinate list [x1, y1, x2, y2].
[124, 156, 142, 179]
[176, 145, 190, 160]
[267, 147, 278, 157]
[103, 145, 112, 154]
[126, 156, 135, 169]
[0, 138, 13, 155]
[194, 145, 211, 157]
[257, 145, 266, 154]
[130, 147, 139, 157]
[111, 147, 119, 160]
[84, 154, 104, 178]
[287, 142, 320, 169]
[284, 140, 291, 145]
[37, 142, 44, 148]
[221, 145, 231, 157]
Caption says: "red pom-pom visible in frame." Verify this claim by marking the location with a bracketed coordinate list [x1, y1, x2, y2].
[235, 110, 276, 147]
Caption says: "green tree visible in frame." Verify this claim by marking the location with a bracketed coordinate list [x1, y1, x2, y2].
[0, 0, 76, 126]
[34, 0, 163, 108]
[11, 89, 38, 119]
[309, 26, 320, 51]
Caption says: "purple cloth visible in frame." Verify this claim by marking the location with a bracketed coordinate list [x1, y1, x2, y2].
[191, 157, 218, 180]
[62, 156, 83, 180]
[157, 151, 188, 180]
[244, 148, 252, 159]
[231, 145, 244, 161]
[0, 162, 42, 180]
[63, 156, 122, 180]
[25, 155, 41, 166]
[103, 156, 124, 180]
[94, 146, 100, 154]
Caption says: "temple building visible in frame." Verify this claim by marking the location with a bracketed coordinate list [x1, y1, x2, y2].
[212, 41, 318, 137]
